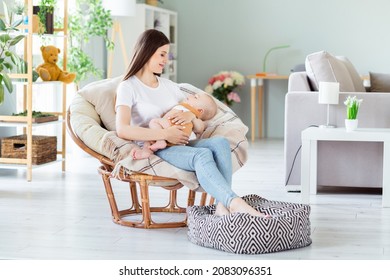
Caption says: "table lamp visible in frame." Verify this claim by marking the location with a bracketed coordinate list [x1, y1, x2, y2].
[260, 44, 290, 75]
[318, 81, 340, 128]
[103, 0, 136, 78]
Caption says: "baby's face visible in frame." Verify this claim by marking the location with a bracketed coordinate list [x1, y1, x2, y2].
[186, 94, 212, 110]
[185, 94, 217, 120]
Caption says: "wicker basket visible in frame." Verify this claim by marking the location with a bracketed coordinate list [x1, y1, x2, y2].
[0, 134, 57, 165]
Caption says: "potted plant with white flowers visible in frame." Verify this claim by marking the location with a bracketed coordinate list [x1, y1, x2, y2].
[344, 95, 363, 132]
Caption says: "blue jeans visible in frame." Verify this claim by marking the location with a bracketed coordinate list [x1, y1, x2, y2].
[156, 137, 237, 208]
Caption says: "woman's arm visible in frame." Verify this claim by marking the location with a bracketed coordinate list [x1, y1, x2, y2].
[116, 105, 189, 144]
[165, 110, 205, 136]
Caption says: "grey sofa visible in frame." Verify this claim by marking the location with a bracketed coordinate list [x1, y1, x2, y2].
[285, 71, 390, 190]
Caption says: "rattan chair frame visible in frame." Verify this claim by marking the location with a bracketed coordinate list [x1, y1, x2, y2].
[66, 109, 199, 229]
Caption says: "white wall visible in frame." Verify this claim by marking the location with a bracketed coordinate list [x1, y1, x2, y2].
[159, 0, 390, 138]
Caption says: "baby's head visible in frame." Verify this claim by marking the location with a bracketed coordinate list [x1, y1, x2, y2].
[185, 93, 217, 120]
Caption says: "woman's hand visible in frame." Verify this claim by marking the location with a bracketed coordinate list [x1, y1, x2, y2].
[168, 111, 196, 125]
[164, 125, 189, 145]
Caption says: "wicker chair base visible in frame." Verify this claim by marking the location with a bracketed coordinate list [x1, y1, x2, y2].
[98, 165, 197, 229]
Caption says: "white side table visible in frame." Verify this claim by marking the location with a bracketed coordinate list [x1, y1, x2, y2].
[301, 127, 390, 207]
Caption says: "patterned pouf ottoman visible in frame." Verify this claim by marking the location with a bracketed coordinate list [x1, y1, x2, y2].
[187, 194, 312, 254]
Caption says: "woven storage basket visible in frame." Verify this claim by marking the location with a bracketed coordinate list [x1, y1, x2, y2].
[1, 134, 57, 164]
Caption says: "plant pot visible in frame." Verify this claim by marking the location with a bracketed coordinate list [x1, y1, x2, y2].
[33, 6, 54, 34]
[345, 119, 358, 132]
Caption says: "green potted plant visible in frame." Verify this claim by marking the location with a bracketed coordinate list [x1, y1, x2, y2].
[67, 0, 114, 87]
[34, 0, 56, 34]
[0, 2, 25, 105]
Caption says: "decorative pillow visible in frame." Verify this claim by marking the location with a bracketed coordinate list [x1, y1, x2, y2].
[337, 56, 366, 92]
[305, 51, 355, 92]
[369, 72, 390, 92]
[187, 194, 312, 254]
[78, 75, 123, 131]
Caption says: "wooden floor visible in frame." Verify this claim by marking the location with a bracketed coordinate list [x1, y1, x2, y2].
[1, 139, 390, 260]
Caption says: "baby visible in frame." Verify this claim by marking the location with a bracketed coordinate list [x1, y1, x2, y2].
[131, 93, 218, 160]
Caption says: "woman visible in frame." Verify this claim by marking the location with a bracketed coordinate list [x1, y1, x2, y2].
[115, 29, 268, 217]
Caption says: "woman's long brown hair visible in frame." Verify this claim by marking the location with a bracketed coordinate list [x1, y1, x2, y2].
[123, 29, 170, 81]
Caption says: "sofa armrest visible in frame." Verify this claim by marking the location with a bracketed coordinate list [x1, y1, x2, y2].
[288, 72, 312, 92]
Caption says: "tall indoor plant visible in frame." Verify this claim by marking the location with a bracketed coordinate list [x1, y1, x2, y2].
[0, 2, 25, 105]
[67, 0, 114, 86]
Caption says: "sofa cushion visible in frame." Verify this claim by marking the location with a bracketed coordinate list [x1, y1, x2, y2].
[305, 51, 355, 92]
[78, 75, 123, 131]
[337, 56, 366, 92]
[369, 72, 390, 92]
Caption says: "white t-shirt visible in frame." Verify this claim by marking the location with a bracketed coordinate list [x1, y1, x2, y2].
[115, 76, 186, 127]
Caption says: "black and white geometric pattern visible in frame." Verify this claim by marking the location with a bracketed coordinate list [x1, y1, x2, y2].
[187, 194, 312, 254]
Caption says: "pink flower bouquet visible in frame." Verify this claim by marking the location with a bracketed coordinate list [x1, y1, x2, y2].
[205, 71, 245, 106]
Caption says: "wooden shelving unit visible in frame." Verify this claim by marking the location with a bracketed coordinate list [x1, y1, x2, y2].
[0, 0, 70, 181]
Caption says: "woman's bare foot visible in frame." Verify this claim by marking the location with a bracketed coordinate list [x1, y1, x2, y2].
[214, 202, 230, 216]
[229, 197, 270, 218]
[149, 140, 167, 152]
[131, 147, 153, 160]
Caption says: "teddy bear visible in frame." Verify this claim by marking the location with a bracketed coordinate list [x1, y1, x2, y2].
[35, 45, 76, 84]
